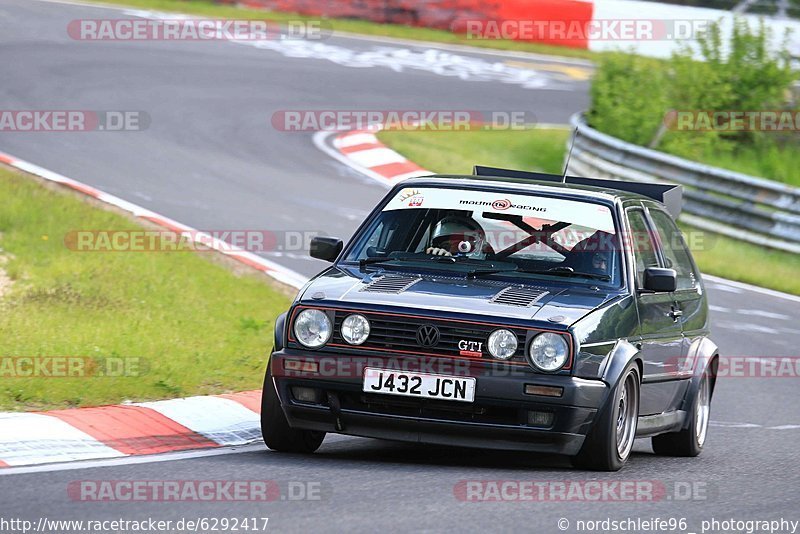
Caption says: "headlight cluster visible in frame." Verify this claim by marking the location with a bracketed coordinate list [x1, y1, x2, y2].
[293, 309, 370, 348]
[292, 309, 569, 371]
[341, 313, 370, 345]
[487, 329, 517, 360]
[487, 329, 569, 371]
[293, 309, 332, 348]
[527, 332, 570, 372]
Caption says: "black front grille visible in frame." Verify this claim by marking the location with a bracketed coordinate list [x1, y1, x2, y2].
[330, 311, 529, 364]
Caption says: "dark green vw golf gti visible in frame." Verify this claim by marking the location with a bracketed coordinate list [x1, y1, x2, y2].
[260, 166, 717, 471]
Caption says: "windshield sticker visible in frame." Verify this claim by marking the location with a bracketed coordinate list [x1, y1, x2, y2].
[386, 187, 615, 234]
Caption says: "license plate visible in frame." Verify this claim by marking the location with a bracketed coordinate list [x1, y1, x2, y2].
[362, 368, 475, 403]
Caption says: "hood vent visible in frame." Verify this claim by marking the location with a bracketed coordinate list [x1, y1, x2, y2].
[360, 275, 422, 294]
[490, 286, 549, 307]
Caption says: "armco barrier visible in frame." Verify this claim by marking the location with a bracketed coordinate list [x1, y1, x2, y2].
[568, 113, 800, 254]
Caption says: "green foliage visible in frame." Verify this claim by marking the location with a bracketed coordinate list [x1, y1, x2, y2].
[589, 18, 798, 184]
[588, 53, 670, 146]
[692, 19, 792, 114]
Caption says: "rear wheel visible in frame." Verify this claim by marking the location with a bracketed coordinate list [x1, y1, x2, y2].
[260, 362, 325, 453]
[572, 361, 640, 471]
[652, 367, 712, 457]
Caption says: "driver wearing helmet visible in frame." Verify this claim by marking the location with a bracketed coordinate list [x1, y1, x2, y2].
[567, 231, 614, 277]
[425, 215, 490, 258]
[591, 251, 609, 272]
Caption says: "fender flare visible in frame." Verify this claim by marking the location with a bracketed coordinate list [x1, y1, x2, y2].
[679, 336, 719, 429]
[274, 312, 288, 352]
[599, 339, 642, 405]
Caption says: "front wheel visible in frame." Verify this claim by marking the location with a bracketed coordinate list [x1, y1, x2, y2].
[260, 361, 325, 453]
[652, 367, 712, 457]
[572, 361, 640, 471]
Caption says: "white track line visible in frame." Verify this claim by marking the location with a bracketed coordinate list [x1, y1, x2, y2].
[0, 414, 124, 466]
[136, 396, 260, 446]
[0, 434, 357, 475]
[0, 444, 265, 476]
[703, 274, 800, 304]
[346, 147, 407, 168]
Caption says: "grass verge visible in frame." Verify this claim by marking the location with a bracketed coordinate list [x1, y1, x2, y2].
[0, 166, 291, 411]
[377, 128, 800, 295]
[378, 128, 571, 177]
[81, 0, 598, 61]
[675, 141, 800, 188]
[678, 222, 800, 295]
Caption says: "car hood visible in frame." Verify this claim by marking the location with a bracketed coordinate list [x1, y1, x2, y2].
[298, 267, 621, 326]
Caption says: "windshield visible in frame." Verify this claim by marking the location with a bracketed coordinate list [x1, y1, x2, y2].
[343, 186, 622, 286]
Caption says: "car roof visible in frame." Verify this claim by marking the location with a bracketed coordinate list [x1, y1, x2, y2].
[400, 174, 655, 206]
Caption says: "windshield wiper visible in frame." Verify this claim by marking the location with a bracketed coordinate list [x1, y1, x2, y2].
[359, 254, 458, 270]
[469, 266, 610, 281]
[360, 254, 477, 268]
[521, 267, 611, 281]
[358, 256, 421, 268]
[466, 266, 519, 279]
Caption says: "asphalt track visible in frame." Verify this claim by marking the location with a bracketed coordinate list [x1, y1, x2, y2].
[1, 1, 799, 532]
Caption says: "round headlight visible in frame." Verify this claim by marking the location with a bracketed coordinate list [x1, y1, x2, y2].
[293, 309, 332, 348]
[487, 329, 518, 360]
[341, 314, 370, 345]
[528, 332, 569, 371]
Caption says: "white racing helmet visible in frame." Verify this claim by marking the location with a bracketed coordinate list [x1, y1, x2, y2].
[430, 216, 486, 257]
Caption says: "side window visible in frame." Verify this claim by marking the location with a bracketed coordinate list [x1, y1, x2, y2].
[626, 209, 659, 287]
[648, 210, 699, 291]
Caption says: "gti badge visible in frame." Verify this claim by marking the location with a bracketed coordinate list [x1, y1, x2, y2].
[458, 339, 483, 357]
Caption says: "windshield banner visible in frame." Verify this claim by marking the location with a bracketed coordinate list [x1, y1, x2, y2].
[384, 187, 615, 234]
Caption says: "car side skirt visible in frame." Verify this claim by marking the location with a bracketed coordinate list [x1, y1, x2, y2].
[635, 410, 687, 438]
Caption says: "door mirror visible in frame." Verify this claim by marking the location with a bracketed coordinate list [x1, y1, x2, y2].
[643, 267, 677, 292]
[310, 236, 343, 262]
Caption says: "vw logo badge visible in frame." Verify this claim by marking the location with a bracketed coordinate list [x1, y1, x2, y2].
[416, 324, 440, 347]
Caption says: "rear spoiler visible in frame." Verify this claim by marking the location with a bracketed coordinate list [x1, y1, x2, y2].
[473, 165, 683, 219]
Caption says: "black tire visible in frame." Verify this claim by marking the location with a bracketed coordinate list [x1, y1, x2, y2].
[652, 366, 712, 457]
[260, 361, 325, 453]
[572, 361, 640, 471]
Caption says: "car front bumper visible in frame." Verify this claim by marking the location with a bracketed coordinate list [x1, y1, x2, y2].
[269, 349, 610, 456]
